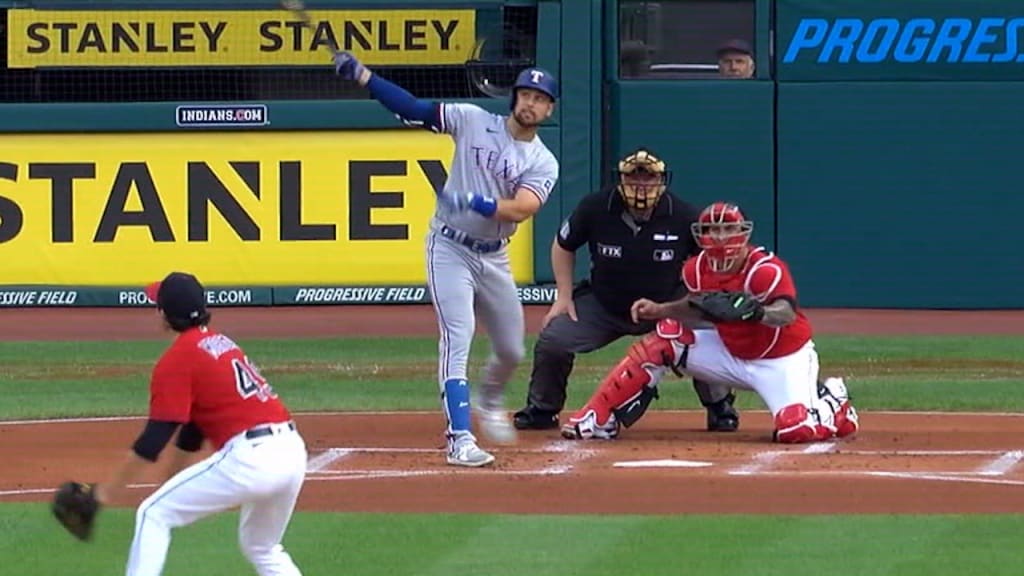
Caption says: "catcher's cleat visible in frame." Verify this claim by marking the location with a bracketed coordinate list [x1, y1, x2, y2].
[561, 410, 620, 440]
[820, 377, 858, 438]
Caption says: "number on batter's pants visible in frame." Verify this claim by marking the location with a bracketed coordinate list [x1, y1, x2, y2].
[233, 357, 277, 402]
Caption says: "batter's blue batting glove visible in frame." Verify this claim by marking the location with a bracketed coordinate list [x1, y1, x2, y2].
[439, 191, 498, 218]
[333, 51, 367, 81]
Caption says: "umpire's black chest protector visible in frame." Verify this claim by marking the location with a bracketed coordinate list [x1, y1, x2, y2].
[560, 190, 701, 318]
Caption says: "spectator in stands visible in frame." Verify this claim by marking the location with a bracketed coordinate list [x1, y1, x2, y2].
[717, 39, 755, 79]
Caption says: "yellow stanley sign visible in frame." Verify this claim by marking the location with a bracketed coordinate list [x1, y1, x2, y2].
[6, 9, 475, 68]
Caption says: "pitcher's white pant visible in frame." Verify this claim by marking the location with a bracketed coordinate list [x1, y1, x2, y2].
[683, 329, 824, 417]
[126, 425, 307, 576]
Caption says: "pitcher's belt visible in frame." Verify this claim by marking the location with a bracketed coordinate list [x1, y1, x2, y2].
[245, 420, 296, 440]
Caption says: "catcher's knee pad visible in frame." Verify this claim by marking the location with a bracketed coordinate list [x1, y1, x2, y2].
[568, 322, 693, 429]
[773, 403, 831, 444]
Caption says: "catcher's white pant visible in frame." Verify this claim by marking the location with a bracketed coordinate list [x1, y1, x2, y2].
[682, 328, 826, 417]
[125, 424, 307, 576]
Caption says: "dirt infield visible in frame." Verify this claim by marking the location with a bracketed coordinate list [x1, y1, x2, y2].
[2, 306, 1023, 514]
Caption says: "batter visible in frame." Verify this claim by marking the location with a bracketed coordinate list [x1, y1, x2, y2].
[333, 53, 560, 466]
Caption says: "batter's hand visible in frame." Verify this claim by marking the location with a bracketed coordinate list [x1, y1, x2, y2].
[332, 51, 369, 84]
[631, 298, 665, 323]
[437, 190, 472, 213]
[542, 297, 577, 328]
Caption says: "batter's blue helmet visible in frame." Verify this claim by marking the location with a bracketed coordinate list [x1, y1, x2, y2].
[510, 67, 559, 109]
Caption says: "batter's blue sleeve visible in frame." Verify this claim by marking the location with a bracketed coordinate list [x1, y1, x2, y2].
[367, 74, 442, 132]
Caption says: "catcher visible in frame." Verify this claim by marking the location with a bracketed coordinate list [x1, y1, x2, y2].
[560, 202, 859, 443]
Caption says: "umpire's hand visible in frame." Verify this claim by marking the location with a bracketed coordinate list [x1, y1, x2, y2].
[543, 296, 577, 328]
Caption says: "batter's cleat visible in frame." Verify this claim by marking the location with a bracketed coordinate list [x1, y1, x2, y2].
[705, 392, 740, 432]
[561, 410, 620, 440]
[446, 433, 495, 467]
[512, 405, 560, 430]
[476, 409, 518, 445]
[472, 386, 518, 445]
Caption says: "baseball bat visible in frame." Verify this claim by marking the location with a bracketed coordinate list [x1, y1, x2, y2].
[279, 0, 340, 55]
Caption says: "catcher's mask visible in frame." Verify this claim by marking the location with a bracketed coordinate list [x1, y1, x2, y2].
[616, 148, 670, 215]
[691, 202, 753, 272]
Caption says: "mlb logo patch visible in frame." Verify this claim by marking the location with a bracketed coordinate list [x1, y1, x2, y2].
[653, 249, 674, 262]
[598, 243, 623, 258]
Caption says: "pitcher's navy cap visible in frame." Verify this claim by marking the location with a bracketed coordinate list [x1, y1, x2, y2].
[144, 272, 207, 322]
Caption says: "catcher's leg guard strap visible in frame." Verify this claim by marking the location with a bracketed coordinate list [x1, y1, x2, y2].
[613, 385, 659, 428]
[569, 320, 693, 427]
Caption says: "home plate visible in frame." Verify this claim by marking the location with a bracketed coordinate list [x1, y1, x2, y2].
[613, 459, 714, 468]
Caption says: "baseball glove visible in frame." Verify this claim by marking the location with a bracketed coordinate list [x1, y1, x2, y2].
[688, 291, 765, 323]
[51, 481, 101, 541]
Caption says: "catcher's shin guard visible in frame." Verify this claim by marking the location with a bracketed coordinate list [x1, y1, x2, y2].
[563, 319, 693, 439]
[772, 404, 834, 444]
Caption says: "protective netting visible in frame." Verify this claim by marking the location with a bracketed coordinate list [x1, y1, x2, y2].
[0, 4, 538, 102]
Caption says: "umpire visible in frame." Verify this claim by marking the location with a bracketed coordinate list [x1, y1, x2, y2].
[513, 147, 740, 432]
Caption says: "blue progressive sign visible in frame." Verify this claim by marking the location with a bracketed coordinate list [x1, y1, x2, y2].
[777, 0, 1024, 80]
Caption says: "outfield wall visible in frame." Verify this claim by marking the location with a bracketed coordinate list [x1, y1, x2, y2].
[1, 0, 1021, 309]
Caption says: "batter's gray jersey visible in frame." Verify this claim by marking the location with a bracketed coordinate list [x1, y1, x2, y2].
[431, 103, 559, 241]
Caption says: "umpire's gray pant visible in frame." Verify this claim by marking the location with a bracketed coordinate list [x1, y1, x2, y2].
[525, 285, 732, 413]
[525, 286, 653, 412]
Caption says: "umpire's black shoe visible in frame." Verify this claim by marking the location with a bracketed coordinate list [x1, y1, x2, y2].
[513, 406, 560, 430]
[705, 393, 740, 432]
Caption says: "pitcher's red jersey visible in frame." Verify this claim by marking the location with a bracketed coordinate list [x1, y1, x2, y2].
[683, 247, 812, 359]
[147, 326, 291, 449]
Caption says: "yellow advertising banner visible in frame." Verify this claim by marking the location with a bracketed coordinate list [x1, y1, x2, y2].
[6, 9, 475, 68]
[0, 131, 534, 286]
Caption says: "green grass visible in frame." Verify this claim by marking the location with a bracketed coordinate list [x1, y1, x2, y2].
[0, 334, 1021, 419]
[1, 333, 1022, 575]
[2, 503, 1022, 576]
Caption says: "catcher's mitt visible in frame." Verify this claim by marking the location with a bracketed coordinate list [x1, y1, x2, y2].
[688, 291, 765, 323]
[51, 481, 101, 541]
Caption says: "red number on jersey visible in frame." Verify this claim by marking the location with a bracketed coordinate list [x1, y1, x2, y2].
[232, 357, 276, 402]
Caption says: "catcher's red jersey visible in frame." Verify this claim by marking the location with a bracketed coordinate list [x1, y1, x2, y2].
[682, 247, 812, 359]
[148, 326, 291, 450]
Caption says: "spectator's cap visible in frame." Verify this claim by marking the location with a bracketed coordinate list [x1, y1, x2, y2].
[717, 39, 754, 57]
[144, 271, 207, 324]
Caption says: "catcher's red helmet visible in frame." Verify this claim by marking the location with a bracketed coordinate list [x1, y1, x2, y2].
[691, 202, 753, 272]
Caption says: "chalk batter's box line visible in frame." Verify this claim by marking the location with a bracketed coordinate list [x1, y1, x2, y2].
[306, 443, 598, 476]
[784, 448, 1024, 476]
[310, 445, 585, 454]
[740, 469, 1024, 487]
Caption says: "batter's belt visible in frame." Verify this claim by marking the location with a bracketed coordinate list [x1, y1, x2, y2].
[438, 224, 509, 254]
